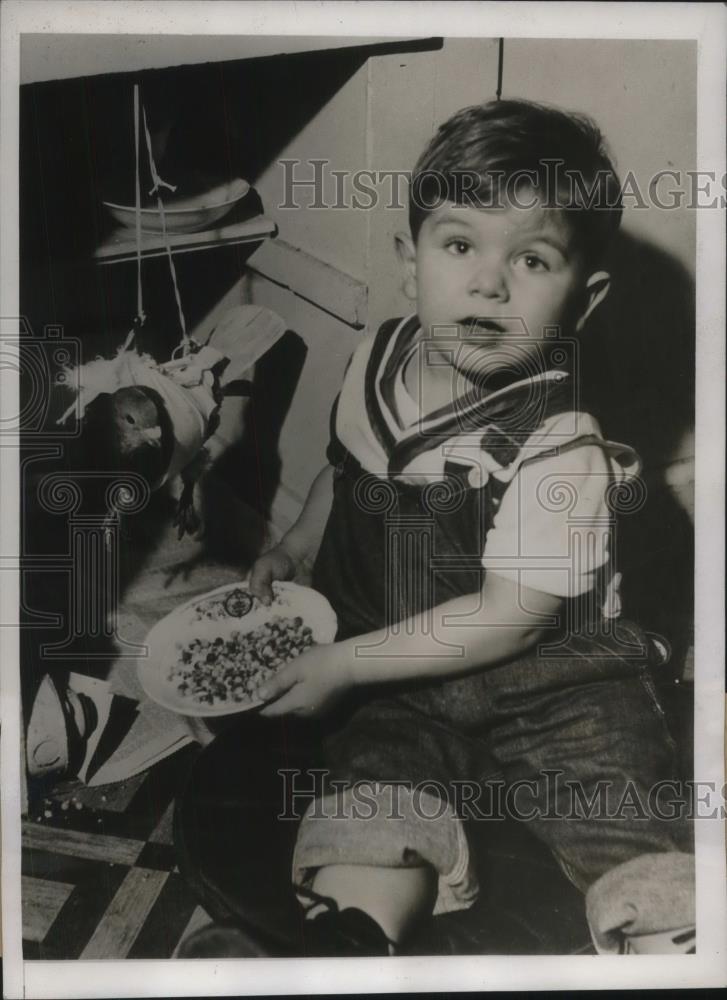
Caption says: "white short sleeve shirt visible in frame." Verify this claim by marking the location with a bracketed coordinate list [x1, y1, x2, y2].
[482, 421, 627, 600]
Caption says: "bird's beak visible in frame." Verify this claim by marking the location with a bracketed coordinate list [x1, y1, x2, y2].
[142, 427, 162, 448]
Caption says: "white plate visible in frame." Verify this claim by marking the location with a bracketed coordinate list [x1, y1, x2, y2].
[137, 580, 337, 717]
[103, 178, 250, 234]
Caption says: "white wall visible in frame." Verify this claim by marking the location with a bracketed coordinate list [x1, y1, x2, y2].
[253, 59, 371, 283]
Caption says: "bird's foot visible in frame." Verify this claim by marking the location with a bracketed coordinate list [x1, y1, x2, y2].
[173, 494, 202, 540]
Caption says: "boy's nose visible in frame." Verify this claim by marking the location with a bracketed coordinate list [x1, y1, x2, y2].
[468, 258, 508, 300]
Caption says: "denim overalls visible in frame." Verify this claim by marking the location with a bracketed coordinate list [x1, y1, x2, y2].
[292, 319, 692, 910]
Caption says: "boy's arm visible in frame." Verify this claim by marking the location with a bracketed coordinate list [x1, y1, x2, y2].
[348, 572, 562, 684]
[259, 572, 564, 716]
[278, 464, 335, 572]
[249, 465, 334, 603]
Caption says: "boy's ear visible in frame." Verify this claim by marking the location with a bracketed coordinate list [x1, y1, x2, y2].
[575, 271, 611, 332]
[395, 231, 418, 301]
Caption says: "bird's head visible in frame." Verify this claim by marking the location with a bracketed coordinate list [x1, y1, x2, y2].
[111, 386, 164, 454]
[79, 385, 174, 489]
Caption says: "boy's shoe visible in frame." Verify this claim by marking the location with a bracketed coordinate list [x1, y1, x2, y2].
[177, 906, 392, 958]
[586, 851, 696, 955]
[622, 925, 696, 954]
[300, 905, 393, 956]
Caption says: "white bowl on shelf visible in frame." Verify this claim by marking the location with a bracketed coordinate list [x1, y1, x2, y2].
[103, 178, 250, 234]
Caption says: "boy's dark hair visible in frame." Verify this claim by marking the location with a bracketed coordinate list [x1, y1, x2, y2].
[409, 99, 623, 266]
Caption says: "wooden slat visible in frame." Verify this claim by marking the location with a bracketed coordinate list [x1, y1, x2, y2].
[247, 237, 368, 328]
[22, 850, 129, 959]
[22, 821, 144, 867]
[22, 876, 74, 942]
[80, 868, 168, 959]
[148, 801, 175, 846]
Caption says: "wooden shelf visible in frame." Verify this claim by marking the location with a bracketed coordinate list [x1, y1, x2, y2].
[94, 215, 277, 264]
[246, 237, 367, 329]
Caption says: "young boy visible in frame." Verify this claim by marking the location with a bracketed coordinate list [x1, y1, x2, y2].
[189, 100, 693, 957]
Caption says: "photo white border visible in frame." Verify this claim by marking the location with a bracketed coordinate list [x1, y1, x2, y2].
[1, 2, 725, 996]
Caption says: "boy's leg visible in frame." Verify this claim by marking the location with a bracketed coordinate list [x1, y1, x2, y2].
[293, 696, 485, 931]
[311, 863, 437, 945]
[487, 670, 691, 887]
[483, 657, 693, 951]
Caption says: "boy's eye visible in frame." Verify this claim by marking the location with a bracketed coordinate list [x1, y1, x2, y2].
[445, 239, 472, 255]
[517, 253, 549, 272]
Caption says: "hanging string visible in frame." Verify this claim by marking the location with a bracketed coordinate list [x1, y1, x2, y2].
[133, 85, 145, 329]
[139, 100, 190, 357]
[496, 38, 504, 100]
[120, 83, 147, 353]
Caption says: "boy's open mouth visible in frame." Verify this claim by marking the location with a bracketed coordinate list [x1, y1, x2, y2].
[457, 317, 506, 335]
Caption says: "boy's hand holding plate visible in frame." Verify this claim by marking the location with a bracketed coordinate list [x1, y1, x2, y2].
[258, 642, 353, 719]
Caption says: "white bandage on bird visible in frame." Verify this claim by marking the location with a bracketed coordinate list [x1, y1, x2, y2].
[57, 305, 287, 536]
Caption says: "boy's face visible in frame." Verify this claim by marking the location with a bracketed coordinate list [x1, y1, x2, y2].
[399, 195, 609, 383]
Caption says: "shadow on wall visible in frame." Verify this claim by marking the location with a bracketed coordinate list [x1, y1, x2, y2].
[199, 328, 308, 564]
[580, 230, 695, 675]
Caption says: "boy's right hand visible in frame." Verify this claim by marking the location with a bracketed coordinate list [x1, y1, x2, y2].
[248, 546, 299, 606]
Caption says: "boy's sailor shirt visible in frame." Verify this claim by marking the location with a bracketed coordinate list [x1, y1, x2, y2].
[333, 316, 641, 615]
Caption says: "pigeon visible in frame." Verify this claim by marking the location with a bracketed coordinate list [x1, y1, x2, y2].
[61, 306, 287, 537]
[79, 384, 174, 491]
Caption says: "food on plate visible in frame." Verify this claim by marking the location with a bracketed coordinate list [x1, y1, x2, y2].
[169, 615, 314, 706]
